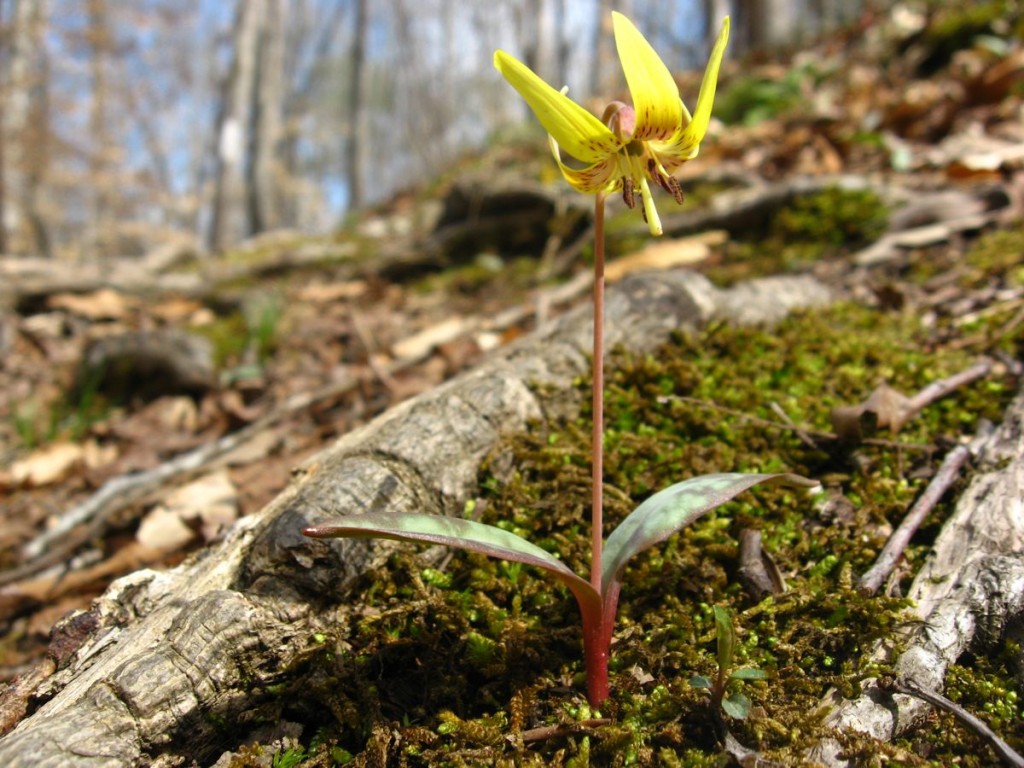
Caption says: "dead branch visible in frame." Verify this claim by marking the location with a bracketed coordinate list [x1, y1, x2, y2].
[857, 423, 992, 596]
[881, 676, 1024, 768]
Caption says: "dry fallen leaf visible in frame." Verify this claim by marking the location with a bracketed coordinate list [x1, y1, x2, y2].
[830, 383, 915, 444]
[295, 280, 367, 303]
[149, 297, 212, 324]
[605, 230, 726, 282]
[392, 317, 473, 362]
[10, 442, 85, 486]
[135, 470, 238, 553]
[48, 289, 134, 321]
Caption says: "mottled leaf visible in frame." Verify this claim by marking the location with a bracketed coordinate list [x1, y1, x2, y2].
[304, 512, 600, 613]
[601, 473, 817, 595]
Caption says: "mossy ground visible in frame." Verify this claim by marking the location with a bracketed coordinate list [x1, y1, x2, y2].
[229, 219, 1022, 767]
[707, 186, 890, 285]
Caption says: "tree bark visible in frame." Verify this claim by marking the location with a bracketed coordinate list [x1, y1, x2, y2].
[0, 270, 833, 766]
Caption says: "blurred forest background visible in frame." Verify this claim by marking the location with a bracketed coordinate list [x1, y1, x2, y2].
[0, 0, 877, 261]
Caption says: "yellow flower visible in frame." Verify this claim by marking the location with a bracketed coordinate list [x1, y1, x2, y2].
[494, 13, 729, 236]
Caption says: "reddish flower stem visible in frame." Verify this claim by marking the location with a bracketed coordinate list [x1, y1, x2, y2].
[591, 192, 606, 595]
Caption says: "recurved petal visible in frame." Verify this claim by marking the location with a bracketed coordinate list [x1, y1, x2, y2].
[494, 50, 619, 164]
[654, 16, 730, 163]
[612, 12, 681, 141]
[548, 136, 619, 194]
[687, 16, 730, 148]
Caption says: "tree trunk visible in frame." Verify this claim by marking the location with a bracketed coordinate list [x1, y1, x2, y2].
[86, 0, 112, 263]
[209, 0, 265, 251]
[248, 0, 285, 234]
[344, 0, 368, 212]
[0, 0, 7, 255]
[5, 0, 51, 257]
[0, 270, 834, 766]
[703, 0, 730, 53]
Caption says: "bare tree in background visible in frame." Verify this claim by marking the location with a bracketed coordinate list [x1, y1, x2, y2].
[592, 0, 615, 97]
[208, 0, 292, 250]
[0, 0, 8, 254]
[3, 0, 51, 257]
[209, 0, 267, 250]
[0, 0, 885, 259]
[520, 0, 561, 87]
[249, 0, 286, 234]
[85, 0, 114, 261]
[345, 0, 368, 211]
[703, 0, 730, 50]
[731, 0, 866, 55]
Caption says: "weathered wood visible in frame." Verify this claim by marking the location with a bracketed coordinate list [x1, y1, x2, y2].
[0, 270, 833, 766]
[809, 385, 1024, 766]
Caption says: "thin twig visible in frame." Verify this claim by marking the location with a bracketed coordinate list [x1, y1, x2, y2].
[857, 423, 993, 596]
[520, 718, 611, 743]
[769, 400, 820, 450]
[882, 677, 1024, 768]
[906, 358, 993, 415]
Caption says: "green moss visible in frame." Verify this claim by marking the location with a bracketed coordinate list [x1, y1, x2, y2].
[410, 254, 540, 298]
[190, 312, 250, 369]
[916, 1, 1019, 75]
[715, 69, 809, 127]
[706, 187, 888, 285]
[772, 187, 888, 248]
[189, 296, 282, 371]
[963, 225, 1024, 289]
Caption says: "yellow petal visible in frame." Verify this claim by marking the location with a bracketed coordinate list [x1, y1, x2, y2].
[612, 12, 681, 142]
[653, 16, 729, 163]
[686, 16, 730, 149]
[548, 136, 618, 194]
[494, 50, 619, 164]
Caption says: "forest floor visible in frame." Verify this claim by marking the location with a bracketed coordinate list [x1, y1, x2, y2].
[1, 5, 1024, 766]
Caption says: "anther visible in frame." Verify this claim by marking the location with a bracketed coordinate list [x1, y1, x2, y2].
[622, 177, 636, 209]
[666, 175, 684, 206]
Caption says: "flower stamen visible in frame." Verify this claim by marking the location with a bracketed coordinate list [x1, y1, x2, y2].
[622, 176, 636, 209]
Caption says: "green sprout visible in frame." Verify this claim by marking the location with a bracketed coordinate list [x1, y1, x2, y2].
[690, 605, 766, 720]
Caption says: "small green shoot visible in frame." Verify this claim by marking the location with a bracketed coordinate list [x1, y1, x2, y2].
[690, 605, 766, 720]
[271, 746, 307, 768]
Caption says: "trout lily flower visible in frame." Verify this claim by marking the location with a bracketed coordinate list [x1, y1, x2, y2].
[494, 13, 729, 236]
